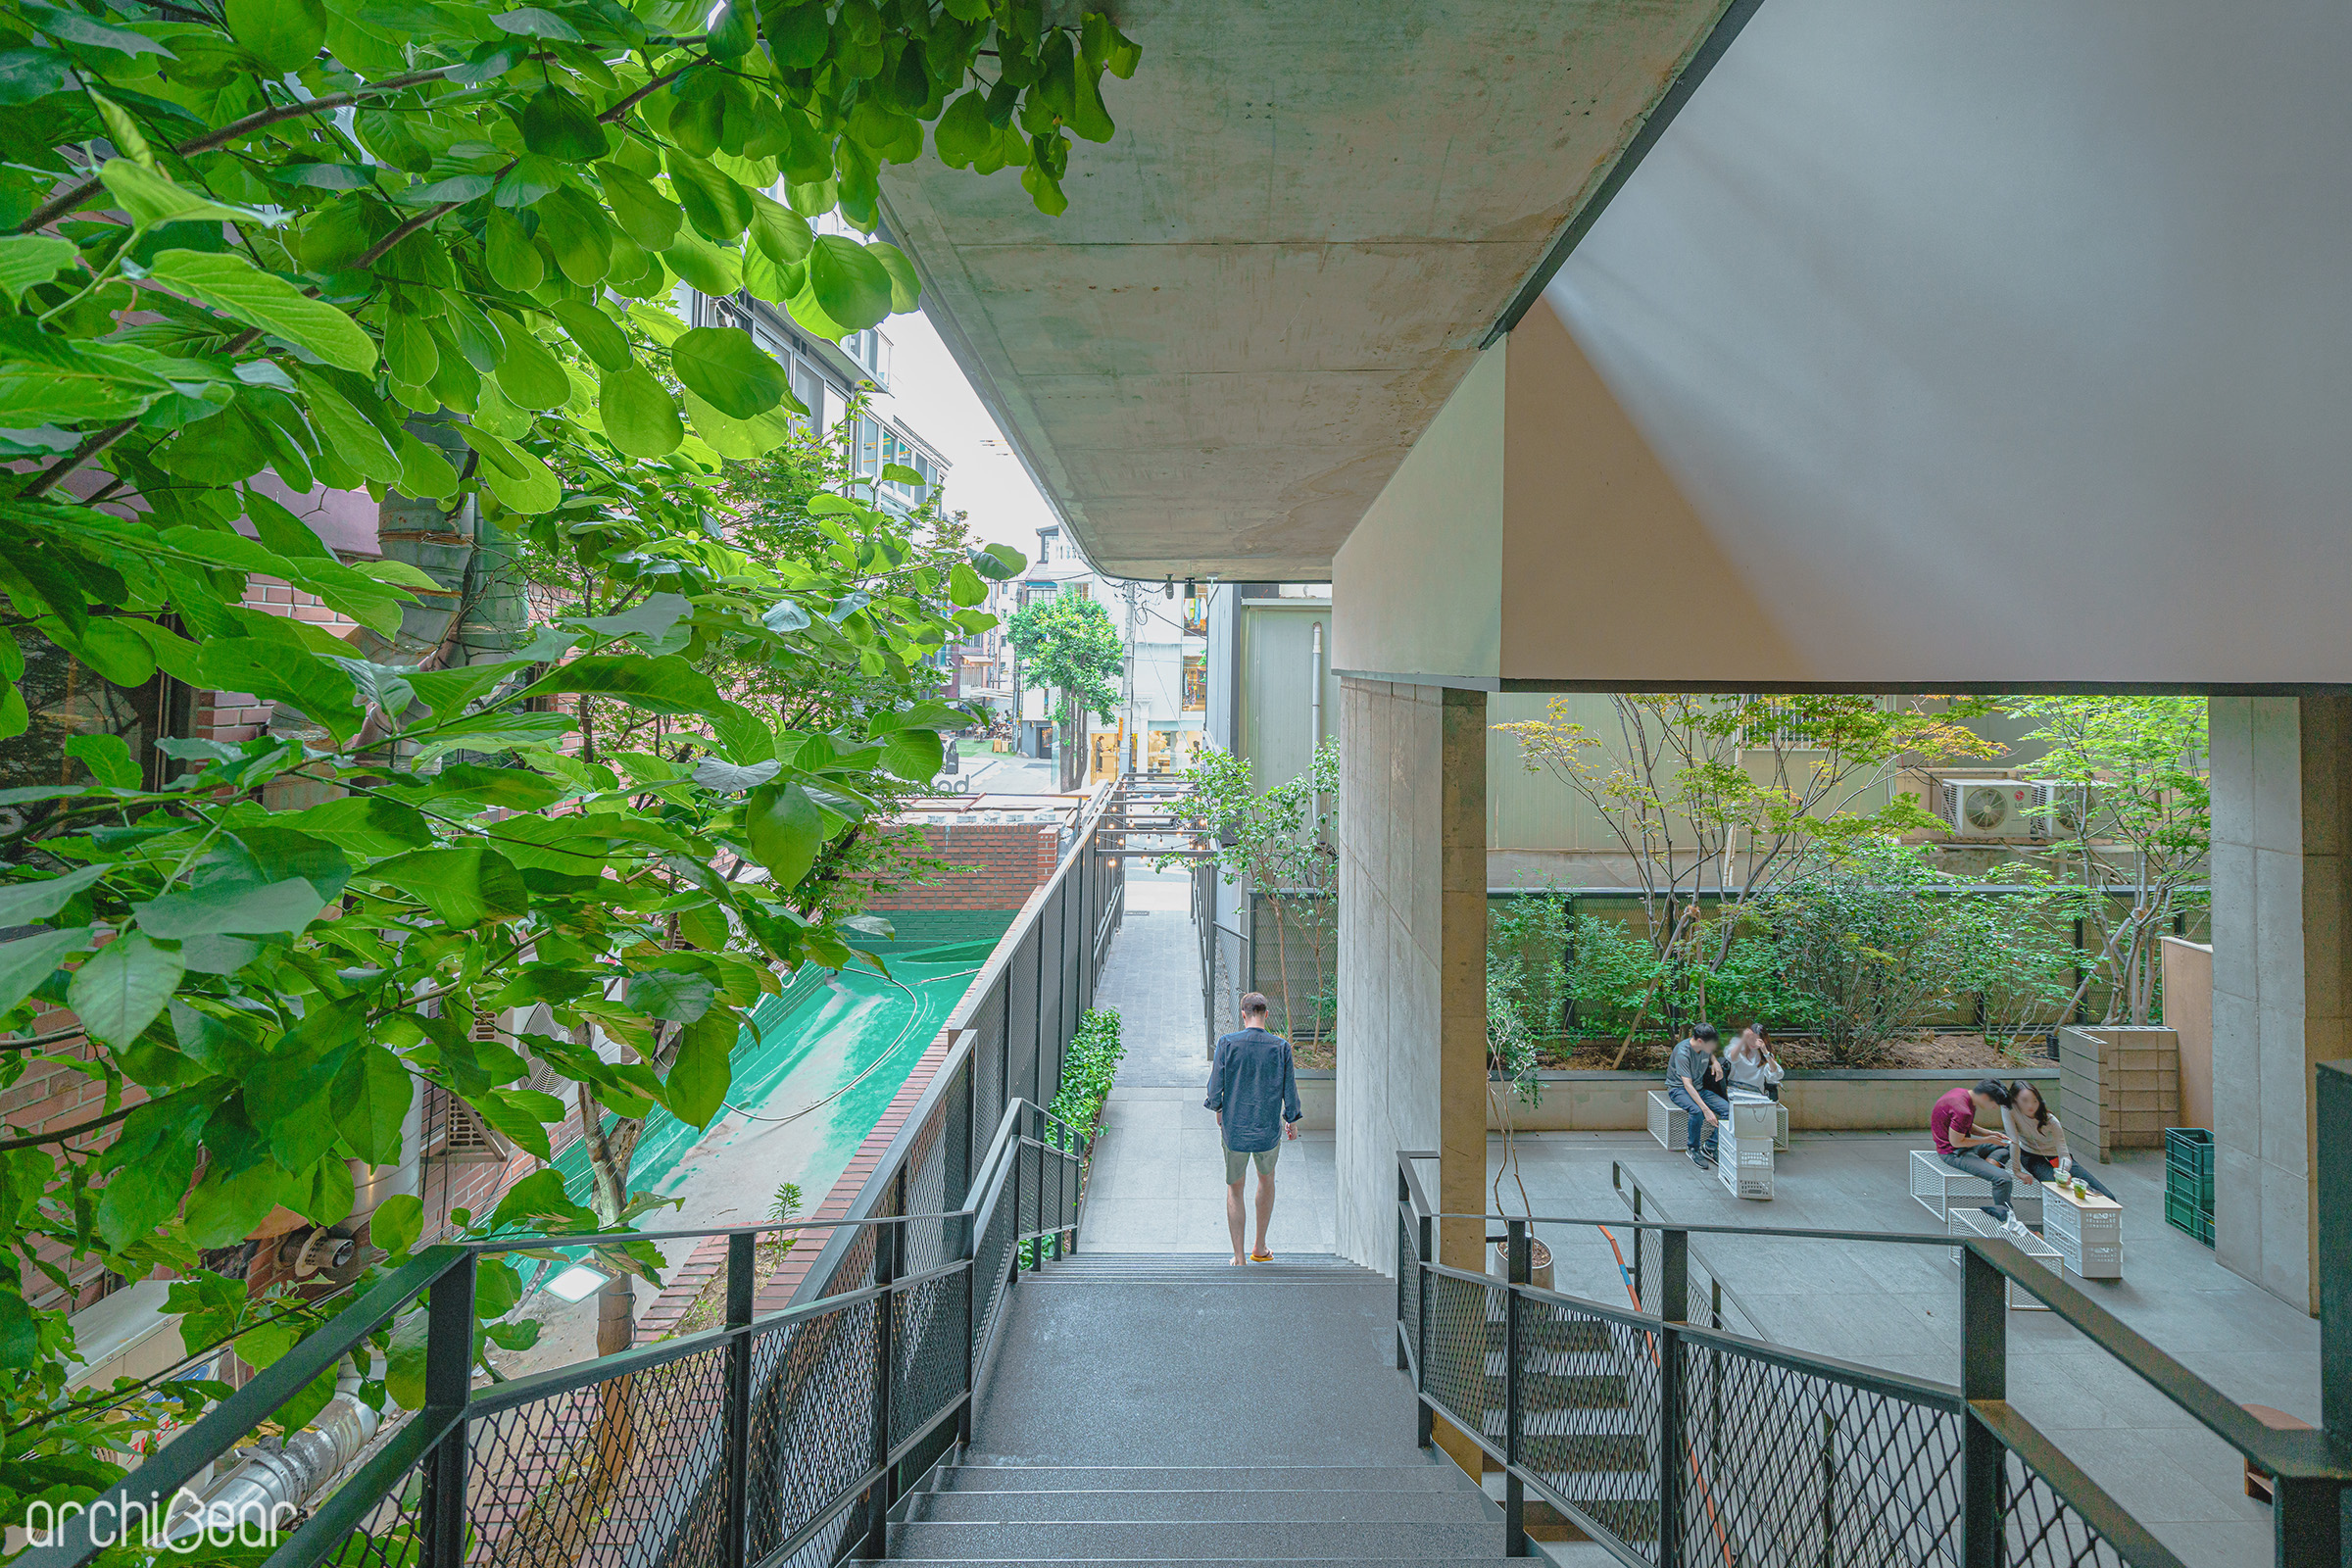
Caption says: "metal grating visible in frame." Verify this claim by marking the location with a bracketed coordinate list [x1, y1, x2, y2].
[1422, 1271, 1504, 1458]
[889, 1271, 967, 1452]
[1523, 1295, 1663, 1556]
[1678, 1340, 1962, 1568]
[315, 1448, 430, 1568]
[2002, 1449, 2132, 1568]
[465, 1344, 732, 1568]
[745, 1300, 879, 1561]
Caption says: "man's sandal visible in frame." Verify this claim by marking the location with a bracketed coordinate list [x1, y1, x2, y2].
[1250, 1250, 1272, 1262]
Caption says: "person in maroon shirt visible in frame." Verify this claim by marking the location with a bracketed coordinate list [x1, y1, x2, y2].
[1933, 1079, 2021, 1225]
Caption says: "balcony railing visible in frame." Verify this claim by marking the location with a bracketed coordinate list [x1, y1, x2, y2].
[1396, 1151, 2352, 1568]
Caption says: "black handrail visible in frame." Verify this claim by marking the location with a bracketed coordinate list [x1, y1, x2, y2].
[1396, 1149, 2350, 1567]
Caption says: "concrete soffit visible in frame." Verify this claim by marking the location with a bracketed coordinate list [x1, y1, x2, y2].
[876, 0, 1755, 582]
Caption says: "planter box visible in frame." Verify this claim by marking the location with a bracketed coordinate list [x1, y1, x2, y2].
[2057, 1026, 2179, 1161]
[1293, 1066, 2058, 1134]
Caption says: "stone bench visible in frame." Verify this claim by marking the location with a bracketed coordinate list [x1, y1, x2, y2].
[1909, 1148, 2041, 1224]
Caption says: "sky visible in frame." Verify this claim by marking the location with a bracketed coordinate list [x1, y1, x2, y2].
[866, 306, 1061, 561]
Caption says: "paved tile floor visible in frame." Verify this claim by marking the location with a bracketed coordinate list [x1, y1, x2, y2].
[1076, 891, 2321, 1566]
[1080, 871, 1337, 1256]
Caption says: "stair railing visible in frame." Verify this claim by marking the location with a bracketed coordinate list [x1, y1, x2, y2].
[1396, 1150, 2352, 1568]
[28, 1099, 1084, 1568]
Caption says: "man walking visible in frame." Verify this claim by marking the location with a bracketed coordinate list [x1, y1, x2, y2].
[1205, 993, 1301, 1265]
[1664, 1024, 1731, 1168]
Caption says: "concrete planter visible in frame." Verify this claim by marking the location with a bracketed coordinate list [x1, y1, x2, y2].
[1294, 1065, 2058, 1134]
[2057, 1025, 2180, 1160]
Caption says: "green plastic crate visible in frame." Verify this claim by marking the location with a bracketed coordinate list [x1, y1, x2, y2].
[2165, 1127, 2215, 1210]
[2165, 1187, 2215, 1247]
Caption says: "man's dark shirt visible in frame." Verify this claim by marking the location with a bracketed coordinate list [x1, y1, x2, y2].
[1204, 1026, 1301, 1152]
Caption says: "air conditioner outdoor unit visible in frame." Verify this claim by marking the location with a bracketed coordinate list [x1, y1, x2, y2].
[2032, 780, 2099, 841]
[1937, 778, 2039, 839]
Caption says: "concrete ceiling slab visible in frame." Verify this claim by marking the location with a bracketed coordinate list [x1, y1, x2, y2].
[881, 0, 1744, 579]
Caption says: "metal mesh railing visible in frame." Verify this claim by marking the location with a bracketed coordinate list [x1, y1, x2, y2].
[1395, 1157, 2342, 1568]
[1678, 1340, 1962, 1568]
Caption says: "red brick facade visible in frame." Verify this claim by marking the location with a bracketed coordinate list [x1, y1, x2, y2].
[862, 822, 1061, 913]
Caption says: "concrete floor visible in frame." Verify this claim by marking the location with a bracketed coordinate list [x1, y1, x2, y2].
[1079, 873, 1339, 1257]
[1068, 899, 2324, 1568]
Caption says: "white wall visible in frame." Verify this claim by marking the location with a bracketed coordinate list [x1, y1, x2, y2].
[1514, 0, 2352, 686]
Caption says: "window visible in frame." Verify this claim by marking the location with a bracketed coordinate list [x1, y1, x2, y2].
[0, 632, 175, 813]
[1182, 656, 1206, 711]
[1181, 597, 1207, 637]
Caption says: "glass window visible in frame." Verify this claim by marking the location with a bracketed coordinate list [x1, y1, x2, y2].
[0, 633, 175, 820]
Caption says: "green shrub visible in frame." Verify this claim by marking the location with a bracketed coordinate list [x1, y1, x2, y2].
[1050, 1007, 1126, 1142]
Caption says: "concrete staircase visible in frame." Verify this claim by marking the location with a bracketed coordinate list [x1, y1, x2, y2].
[881, 1250, 1517, 1563]
[872, 1458, 1512, 1564]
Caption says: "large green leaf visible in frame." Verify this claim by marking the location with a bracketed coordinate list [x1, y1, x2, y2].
[0, 925, 92, 1014]
[226, 0, 325, 72]
[490, 310, 570, 410]
[135, 877, 324, 939]
[512, 654, 728, 716]
[0, 863, 104, 927]
[625, 968, 715, 1024]
[661, 229, 741, 297]
[601, 367, 684, 458]
[665, 149, 753, 243]
[596, 162, 681, 250]
[663, 1007, 737, 1128]
[69, 934, 185, 1047]
[681, 386, 796, 460]
[670, 326, 788, 418]
[332, 1044, 413, 1165]
[744, 779, 822, 889]
[880, 727, 945, 782]
[0, 234, 74, 306]
[803, 234, 894, 331]
[367, 845, 530, 927]
[746, 192, 812, 263]
[519, 84, 609, 162]
[97, 161, 278, 230]
[196, 640, 365, 743]
[145, 250, 374, 371]
[553, 299, 632, 372]
[456, 426, 563, 514]
[274, 795, 437, 855]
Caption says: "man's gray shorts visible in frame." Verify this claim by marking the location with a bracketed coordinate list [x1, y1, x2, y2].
[1223, 1143, 1279, 1184]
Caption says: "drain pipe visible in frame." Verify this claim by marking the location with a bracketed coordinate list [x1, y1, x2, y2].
[1307, 619, 1324, 831]
[165, 1362, 380, 1542]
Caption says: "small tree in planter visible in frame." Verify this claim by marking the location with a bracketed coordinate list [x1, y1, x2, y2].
[2004, 697, 2209, 1025]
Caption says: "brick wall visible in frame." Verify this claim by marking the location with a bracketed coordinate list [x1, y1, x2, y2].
[197, 575, 361, 742]
[863, 823, 1061, 912]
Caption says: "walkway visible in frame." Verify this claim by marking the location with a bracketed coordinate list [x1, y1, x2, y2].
[1078, 870, 1337, 1254]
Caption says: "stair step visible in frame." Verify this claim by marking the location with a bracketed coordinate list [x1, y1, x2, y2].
[1030, 1252, 1378, 1285]
[946, 1464, 1481, 1494]
[916, 1489, 1500, 1524]
[889, 1520, 1507, 1559]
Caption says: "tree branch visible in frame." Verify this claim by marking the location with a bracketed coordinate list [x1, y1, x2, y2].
[17, 69, 459, 234]
[0, 1100, 139, 1153]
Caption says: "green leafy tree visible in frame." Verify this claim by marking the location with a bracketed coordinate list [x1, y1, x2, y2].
[0, 0, 1134, 1524]
[1005, 591, 1121, 731]
[1165, 741, 1338, 1043]
[1497, 694, 2001, 1061]
[2004, 696, 2209, 1025]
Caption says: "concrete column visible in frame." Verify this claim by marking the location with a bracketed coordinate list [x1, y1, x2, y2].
[1438, 688, 1489, 1272]
[1334, 679, 1487, 1271]
[2209, 695, 2352, 1314]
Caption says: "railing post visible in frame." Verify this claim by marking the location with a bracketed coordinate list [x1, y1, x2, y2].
[1818, 1409, 1837, 1568]
[1632, 1187, 1645, 1306]
[1657, 1228, 1688, 1568]
[1396, 1171, 1410, 1373]
[2308, 1059, 2349, 1568]
[422, 1251, 475, 1568]
[1960, 1244, 2007, 1568]
[723, 1231, 754, 1568]
[958, 1203, 977, 1448]
[1416, 1204, 1435, 1450]
[1504, 1218, 1530, 1558]
[865, 1207, 900, 1559]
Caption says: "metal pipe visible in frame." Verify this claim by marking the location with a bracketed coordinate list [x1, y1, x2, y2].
[166, 1364, 380, 1543]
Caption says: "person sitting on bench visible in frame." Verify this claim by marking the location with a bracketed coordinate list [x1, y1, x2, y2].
[1934, 1079, 2033, 1235]
[1995, 1080, 2117, 1200]
[1724, 1023, 1785, 1102]
[1665, 1024, 1731, 1168]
